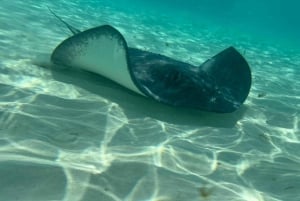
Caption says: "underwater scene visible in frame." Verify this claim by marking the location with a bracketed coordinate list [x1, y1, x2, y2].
[0, 0, 299, 200]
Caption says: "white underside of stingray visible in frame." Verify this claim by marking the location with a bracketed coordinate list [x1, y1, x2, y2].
[51, 25, 142, 95]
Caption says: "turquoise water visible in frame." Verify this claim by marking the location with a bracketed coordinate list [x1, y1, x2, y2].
[0, 0, 299, 201]
[105, 0, 300, 47]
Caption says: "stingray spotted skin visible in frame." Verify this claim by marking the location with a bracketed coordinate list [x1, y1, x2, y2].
[51, 23, 251, 113]
[128, 47, 251, 112]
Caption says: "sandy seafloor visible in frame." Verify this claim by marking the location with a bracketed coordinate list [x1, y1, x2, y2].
[0, 0, 300, 201]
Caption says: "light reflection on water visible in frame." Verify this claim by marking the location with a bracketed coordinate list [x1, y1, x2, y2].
[0, 1, 300, 201]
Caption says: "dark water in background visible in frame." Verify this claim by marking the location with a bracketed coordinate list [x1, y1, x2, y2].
[97, 0, 300, 49]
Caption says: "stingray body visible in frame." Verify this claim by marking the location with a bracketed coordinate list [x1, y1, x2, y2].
[50, 13, 251, 113]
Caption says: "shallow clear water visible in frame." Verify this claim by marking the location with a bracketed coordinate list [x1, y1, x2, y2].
[0, 1, 299, 201]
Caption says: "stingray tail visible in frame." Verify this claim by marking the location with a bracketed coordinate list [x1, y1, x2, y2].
[47, 7, 81, 35]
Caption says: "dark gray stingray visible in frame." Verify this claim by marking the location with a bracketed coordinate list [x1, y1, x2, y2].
[50, 12, 251, 113]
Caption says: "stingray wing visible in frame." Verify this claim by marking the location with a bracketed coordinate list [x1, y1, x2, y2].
[51, 25, 141, 94]
[198, 46, 252, 112]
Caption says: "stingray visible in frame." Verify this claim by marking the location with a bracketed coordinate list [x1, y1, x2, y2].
[49, 9, 251, 113]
